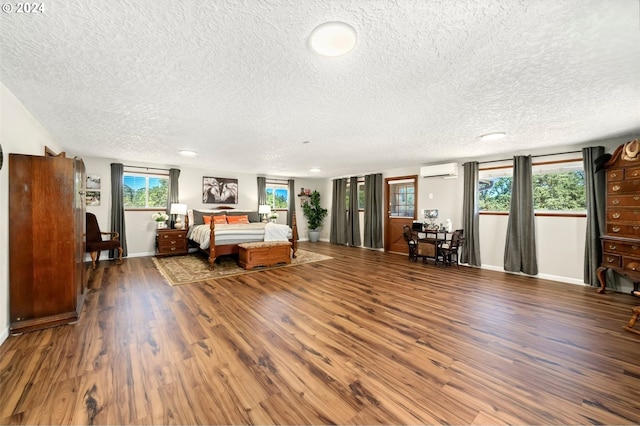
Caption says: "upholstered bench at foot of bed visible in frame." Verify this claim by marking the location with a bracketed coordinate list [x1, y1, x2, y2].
[238, 241, 292, 270]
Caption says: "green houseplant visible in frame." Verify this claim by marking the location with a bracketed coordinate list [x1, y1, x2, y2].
[302, 190, 328, 242]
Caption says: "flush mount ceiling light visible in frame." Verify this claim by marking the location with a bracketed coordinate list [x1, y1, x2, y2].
[179, 150, 197, 157]
[309, 21, 357, 57]
[479, 132, 507, 141]
[309, 168, 321, 173]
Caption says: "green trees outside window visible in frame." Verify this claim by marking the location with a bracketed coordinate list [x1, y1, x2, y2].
[124, 173, 168, 208]
[479, 162, 586, 213]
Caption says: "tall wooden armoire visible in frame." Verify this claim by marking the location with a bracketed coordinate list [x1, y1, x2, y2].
[9, 153, 86, 333]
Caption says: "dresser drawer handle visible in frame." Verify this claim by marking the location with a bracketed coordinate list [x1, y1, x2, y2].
[170, 240, 177, 245]
[170, 247, 176, 251]
[610, 172, 618, 178]
[612, 227, 620, 233]
[612, 185, 621, 191]
[609, 244, 617, 250]
[607, 257, 615, 263]
[633, 171, 639, 177]
[630, 263, 639, 271]
[634, 226, 640, 230]
[612, 199, 620, 205]
[633, 246, 639, 250]
[613, 213, 620, 219]
[635, 196, 640, 201]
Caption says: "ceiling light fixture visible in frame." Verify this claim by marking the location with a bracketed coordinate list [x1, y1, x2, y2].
[179, 150, 197, 157]
[309, 168, 321, 173]
[309, 21, 357, 57]
[479, 132, 507, 141]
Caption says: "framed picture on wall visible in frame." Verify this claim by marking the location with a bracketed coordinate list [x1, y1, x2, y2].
[86, 191, 101, 206]
[86, 174, 101, 190]
[203, 176, 238, 204]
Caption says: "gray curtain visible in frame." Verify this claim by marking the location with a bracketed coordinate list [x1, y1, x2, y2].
[166, 168, 180, 226]
[461, 162, 481, 266]
[330, 179, 348, 244]
[348, 176, 362, 246]
[257, 176, 266, 207]
[110, 163, 127, 258]
[504, 156, 538, 275]
[364, 173, 383, 249]
[288, 179, 296, 227]
[583, 146, 607, 287]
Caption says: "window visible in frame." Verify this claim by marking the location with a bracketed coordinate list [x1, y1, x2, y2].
[479, 159, 586, 215]
[124, 172, 168, 209]
[389, 179, 415, 217]
[345, 179, 366, 210]
[266, 181, 289, 210]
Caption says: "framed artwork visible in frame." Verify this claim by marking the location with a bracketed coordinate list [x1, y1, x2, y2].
[203, 176, 238, 204]
[86, 174, 101, 190]
[86, 191, 101, 206]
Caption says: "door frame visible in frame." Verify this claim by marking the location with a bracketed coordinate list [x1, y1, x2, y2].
[384, 175, 418, 254]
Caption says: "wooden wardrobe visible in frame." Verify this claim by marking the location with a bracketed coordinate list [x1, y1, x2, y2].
[9, 153, 86, 333]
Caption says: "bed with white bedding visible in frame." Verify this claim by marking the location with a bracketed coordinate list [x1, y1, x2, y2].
[185, 208, 298, 269]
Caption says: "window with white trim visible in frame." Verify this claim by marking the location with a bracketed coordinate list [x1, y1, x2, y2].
[479, 159, 586, 214]
[123, 172, 168, 209]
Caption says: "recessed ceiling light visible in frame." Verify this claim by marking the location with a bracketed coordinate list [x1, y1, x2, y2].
[309, 21, 357, 57]
[479, 132, 507, 141]
[309, 168, 321, 173]
[179, 150, 197, 157]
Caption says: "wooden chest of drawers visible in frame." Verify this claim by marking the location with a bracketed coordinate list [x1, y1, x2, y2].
[597, 140, 640, 293]
[156, 228, 188, 257]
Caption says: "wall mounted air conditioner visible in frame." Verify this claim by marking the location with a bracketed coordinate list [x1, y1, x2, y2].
[420, 162, 459, 178]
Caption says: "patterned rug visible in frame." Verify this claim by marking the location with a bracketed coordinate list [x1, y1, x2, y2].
[152, 249, 332, 286]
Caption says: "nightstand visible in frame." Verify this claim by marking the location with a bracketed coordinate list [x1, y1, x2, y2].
[156, 228, 188, 257]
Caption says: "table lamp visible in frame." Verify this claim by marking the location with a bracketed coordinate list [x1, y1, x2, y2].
[170, 203, 188, 229]
[259, 204, 271, 223]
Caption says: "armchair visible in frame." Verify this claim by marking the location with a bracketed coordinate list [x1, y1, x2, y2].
[86, 212, 123, 269]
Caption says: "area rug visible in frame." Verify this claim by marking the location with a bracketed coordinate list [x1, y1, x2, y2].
[152, 249, 332, 286]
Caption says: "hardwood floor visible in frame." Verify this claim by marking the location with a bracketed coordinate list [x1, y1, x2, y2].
[1, 242, 639, 424]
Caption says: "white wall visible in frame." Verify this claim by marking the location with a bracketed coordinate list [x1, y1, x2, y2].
[0, 82, 64, 345]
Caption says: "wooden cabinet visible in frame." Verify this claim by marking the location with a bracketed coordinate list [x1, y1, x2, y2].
[156, 228, 188, 256]
[9, 154, 86, 333]
[597, 139, 640, 294]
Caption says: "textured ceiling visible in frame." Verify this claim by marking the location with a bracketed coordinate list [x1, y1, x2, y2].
[1, 0, 639, 177]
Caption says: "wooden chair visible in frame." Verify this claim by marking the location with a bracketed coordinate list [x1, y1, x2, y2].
[439, 229, 464, 267]
[403, 225, 418, 262]
[86, 212, 123, 269]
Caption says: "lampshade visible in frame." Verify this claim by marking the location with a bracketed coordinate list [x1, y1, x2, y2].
[170, 203, 188, 215]
[258, 205, 271, 214]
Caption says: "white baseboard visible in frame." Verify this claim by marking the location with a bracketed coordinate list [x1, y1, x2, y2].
[0, 325, 9, 347]
[479, 263, 585, 286]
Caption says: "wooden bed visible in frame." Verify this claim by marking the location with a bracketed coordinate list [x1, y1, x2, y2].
[185, 209, 298, 269]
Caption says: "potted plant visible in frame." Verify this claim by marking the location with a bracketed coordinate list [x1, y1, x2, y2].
[302, 190, 328, 242]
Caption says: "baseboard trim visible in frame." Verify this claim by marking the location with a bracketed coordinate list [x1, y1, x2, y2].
[0, 325, 9, 347]
[479, 263, 585, 286]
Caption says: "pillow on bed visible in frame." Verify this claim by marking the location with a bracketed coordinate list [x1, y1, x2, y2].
[226, 215, 250, 224]
[193, 210, 225, 225]
[204, 215, 227, 225]
[227, 210, 260, 223]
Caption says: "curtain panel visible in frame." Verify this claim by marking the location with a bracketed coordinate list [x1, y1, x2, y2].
[330, 179, 348, 244]
[348, 176, 362, 246]
[461, 162, 481, 266]
[288, 179, 296, 228]
[363, 173, 383, 249]
[582, 146, 608, 287]
[257, 176, 266, 207]
[110, 163, 128, 258]
[165, 168, 180, 214]
[504, 156, 538, 275]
